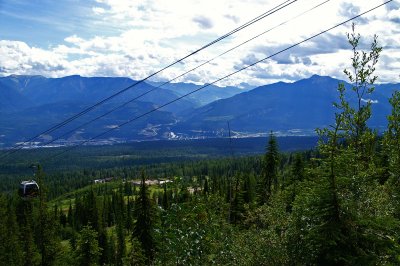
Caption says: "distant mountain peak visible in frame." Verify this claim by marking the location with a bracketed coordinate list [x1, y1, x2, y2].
[309, 74, 333, 80]
[301, 74, 339, 86]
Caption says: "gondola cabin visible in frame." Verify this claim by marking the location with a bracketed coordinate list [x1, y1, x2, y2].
[19, 180, 39, 198]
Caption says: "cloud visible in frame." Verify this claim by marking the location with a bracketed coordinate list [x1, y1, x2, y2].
[339, 2, 361, 17]
[361, 98, 379, 104]
[387, 8, 400, 23]
[338, 2, 367, 23]
[64, 35, 85, 45]
[0, 40, 67, 76]
[192, 16, 214, 29]
[239, 53, 260, 66]
[0, 0, 399, 86]
[243, 58, 314, 81]
[243, 33, 350, 72]
[92, 7, 106, 15]
[224, 14, 240, 24]
[385, 1, 400, 11]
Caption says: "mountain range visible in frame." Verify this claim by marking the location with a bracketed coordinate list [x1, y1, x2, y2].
[0, 74, 398, 148]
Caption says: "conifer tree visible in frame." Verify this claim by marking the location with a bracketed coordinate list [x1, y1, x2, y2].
[35, 164, 60, 266]
[133, 170, 156, 264]
[162, 182, 169, 209]
[16, 198, 40, 266]
[285, 153, 305, 212]
[258, 131, 279, 205]
[0, 195, 23, 266]
[85, 189, 100, 231]
[108, 234, 116, 265]
[384, 91, 400, 218]
[67, 201, 73, 227]
[203, 178, 209, 196]
[291, 153, 304, 183]
[242, 173, 256, 204]
[98, 229, 110, 265]
[127, 238, 146, 266]
[230, 175, 245, 224]
[290, 24, 400, 265]
[75, 225, 102, 266]
[126, 198, 134, 232]
[115, 190, 126, 266]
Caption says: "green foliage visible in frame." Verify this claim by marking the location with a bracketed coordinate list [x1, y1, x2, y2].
[258, 131, 280, 205]
[384, 91, 400, 218]
[125, 238, 146, 266]
[0, 195, 23, 266]
[132, 171, 156, 264]
[385, 92, 400, 174]
[34, 165, 62, 266]
[237, 193, 290, 265]
[292, 24, 400, 265]
[54, 241, 75, 266]
[75, 225, 102, 266]
[16, 199, 41, 266]
[157, 195, 234, 265]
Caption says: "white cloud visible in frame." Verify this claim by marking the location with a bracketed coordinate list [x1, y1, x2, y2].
[0, 0, 399, 86]
[64, 35, 85, 45]
[387, 8, 400, 23]
[361, 98, 379, 104]
[192, 16, 214, 30]
[92, 7, 106, 15]
[0, 40, 67, 76]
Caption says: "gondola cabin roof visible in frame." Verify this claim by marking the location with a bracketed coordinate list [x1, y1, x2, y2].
[19, 180, 39, 198]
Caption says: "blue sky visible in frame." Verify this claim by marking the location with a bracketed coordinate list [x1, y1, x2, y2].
[0, 0, 399, 86]
[1, 1, 89, 45]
